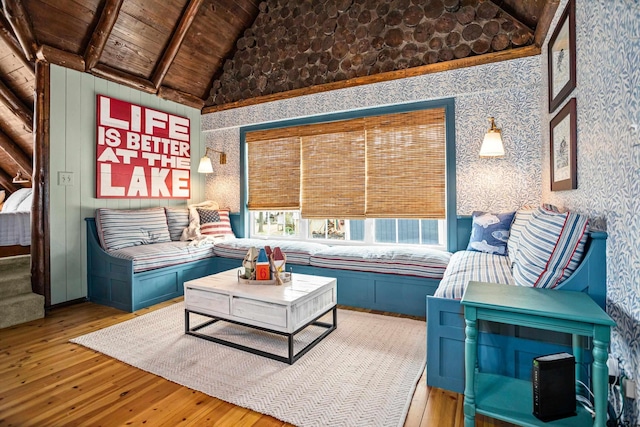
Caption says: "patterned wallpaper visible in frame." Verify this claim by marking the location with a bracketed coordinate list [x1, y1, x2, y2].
[541, 0, 640, 422]
[202, 56, 542, 214]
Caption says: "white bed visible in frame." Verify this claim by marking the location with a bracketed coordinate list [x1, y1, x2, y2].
[0, 188, 32, 247]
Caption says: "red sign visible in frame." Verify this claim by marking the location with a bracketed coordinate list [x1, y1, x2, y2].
[96, 95, 191, 198]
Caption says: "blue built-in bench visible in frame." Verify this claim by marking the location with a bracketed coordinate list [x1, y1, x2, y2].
[426, 208, 607, 394]
[86, 209, 452, 316]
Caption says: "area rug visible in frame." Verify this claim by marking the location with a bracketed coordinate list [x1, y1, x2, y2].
[71, 303, 426, 427]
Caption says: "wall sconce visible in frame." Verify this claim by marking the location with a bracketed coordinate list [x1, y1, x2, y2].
[197, 147, 227, 173]
[12, 171, 30, 184]
[479, 117, 505, 158]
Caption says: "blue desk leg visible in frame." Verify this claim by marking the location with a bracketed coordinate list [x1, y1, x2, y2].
[464, 308, 477, 427]
[572, 334, 582, 395]
[592, 326, 610, 427]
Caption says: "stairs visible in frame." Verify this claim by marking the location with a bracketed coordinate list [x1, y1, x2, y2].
[0, 255, 44, 329]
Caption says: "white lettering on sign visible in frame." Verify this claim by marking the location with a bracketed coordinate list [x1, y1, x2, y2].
[96, 95, 191, 199]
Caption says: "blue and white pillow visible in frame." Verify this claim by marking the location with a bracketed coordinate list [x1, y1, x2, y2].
[512, 207, 588, 289]
[466, 211, 516, 256]
[165, 207, 189, 241]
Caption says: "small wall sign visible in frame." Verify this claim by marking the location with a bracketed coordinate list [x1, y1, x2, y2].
[96, 95, 191, 198]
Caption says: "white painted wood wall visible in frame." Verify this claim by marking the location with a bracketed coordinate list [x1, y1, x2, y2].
[49, 65, 207, 305]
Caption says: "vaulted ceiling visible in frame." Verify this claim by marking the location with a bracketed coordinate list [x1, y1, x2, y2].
[0, 0, 556, 193]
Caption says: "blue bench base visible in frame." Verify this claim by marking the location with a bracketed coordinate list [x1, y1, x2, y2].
[87, 218, 440, 316]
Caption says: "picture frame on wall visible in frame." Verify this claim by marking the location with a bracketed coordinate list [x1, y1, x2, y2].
[548, 0, 576, 113]
[550, 98, 577, 191]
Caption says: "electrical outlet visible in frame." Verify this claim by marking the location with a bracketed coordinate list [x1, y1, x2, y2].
[623, 378, 636, 399]
[58, 171, 74, 186]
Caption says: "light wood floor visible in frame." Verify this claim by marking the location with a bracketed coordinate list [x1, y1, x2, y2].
[0, 299, 513, 427]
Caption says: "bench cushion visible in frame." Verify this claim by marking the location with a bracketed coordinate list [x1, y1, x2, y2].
[213, 239, 329, 265]
[96, 208, 171, 251]
[310, 246, 451, 279]
[434, 251, 514, 299]
[109, 241, 215, 273]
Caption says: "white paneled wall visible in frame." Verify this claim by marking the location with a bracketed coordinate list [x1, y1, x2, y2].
[49, 65, 206, 305]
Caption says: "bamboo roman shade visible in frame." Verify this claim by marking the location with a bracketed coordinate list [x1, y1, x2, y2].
[246, 130, 300, 210]
[245, 106, 446, 219]
[365, 108, 446, 218]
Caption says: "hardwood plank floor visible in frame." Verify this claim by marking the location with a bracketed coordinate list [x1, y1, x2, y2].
[0, 299, 513, 427]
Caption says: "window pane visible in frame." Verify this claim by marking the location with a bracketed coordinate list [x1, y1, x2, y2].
[375, 219, 396, 243]
[350, 220, 365, 241]
[398, 219, 419, 244]
[421, 220, 440, 244]
[309, 219, 327, 239]
[252, 211, 299, 237]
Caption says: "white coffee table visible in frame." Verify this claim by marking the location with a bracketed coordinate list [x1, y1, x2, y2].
[184, 268, 337, 364]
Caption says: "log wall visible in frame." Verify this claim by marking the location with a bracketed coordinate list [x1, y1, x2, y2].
[206, 0, 534, 106]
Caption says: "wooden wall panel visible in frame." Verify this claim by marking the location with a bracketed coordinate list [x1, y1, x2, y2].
[48, 65, 205, 305]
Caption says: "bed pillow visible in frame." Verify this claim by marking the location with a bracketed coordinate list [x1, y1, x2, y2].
[165, 207, 189, 241]
[1, 188, 32, 212]
[512, 207, 588, 289]
[466, 211, 515, 256]
[196, 208, 235, 238]
[16, 191, 33, 212]
[96, 207, 171, 251]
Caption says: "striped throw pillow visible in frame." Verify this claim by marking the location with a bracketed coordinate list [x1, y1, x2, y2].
[512, 207, 588, 289]
[197, 208, 235, 237]
[165, 207, 189, 241]
[507, 207, 536, 266]
[96, 208, 171, 251]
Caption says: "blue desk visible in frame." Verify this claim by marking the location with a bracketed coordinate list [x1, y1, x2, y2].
[461, 282, 615, 427]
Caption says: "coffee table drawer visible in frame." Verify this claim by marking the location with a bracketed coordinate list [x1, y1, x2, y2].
[185, 288, 230, 315]
[232, 297, 287, 328]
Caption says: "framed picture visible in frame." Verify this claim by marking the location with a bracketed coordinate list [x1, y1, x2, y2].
[548, 0, 576, 113]
[550, 98, 577, 191]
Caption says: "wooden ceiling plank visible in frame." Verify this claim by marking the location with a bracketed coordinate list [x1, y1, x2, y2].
[158, 85, 204, 109]
[0, 74, 31, 131]
[203, 45, 541, 114]
[36, 44, 85, 72]
[534, 0, 560, 47]
[0, 167, 18, 191]
[151, 0, 204, 89]
[91, 63, 156, 94]
[0, 126, 31, 175]
[1, 0, 37, 62]
[0, 11, 33, 75]
[84, 0, 125, 71]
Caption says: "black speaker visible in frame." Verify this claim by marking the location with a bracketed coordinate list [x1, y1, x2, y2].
[532, 352, 577, 421]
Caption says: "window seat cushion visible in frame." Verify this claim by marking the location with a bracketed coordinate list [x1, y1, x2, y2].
[109, 241, 215, 273]
[434, 250, 514, 299]
[213, 239, 330, 265]
[309, 246, 452, 279]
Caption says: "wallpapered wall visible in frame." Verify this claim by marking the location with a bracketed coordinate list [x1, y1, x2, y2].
[202, 55, 542, 215]
[541, 0, 640, 421]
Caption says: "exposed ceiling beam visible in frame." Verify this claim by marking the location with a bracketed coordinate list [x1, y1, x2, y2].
[84, 0, 124, 71]
[151, 0, 204, 89]
[36, 44, 85, 72]
[203, 45, 541, 114]
[0, 167, 18, 192]
[0, 12, 33, 76]
[0, 127, 32, 175]
[0, 76, 32, 132]
[534, 0, 560, 47]
[1, 0, 37, 62]
[91, 64, 157, 94]
[158, 86, 204, 110]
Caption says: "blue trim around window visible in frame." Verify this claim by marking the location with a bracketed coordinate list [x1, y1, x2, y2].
[239, 98, 458, 251]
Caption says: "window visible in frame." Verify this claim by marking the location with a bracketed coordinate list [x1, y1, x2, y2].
[242, 100, 455, 249]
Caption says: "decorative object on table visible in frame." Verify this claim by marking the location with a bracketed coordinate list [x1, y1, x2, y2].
[466, 210, 516, 256]
[548, 0, 576, 113]
[270, 247, 287, 285]
[255, 248, 271, 280]
[241, 247, 258, 279]
[549, 98, 577, 191]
